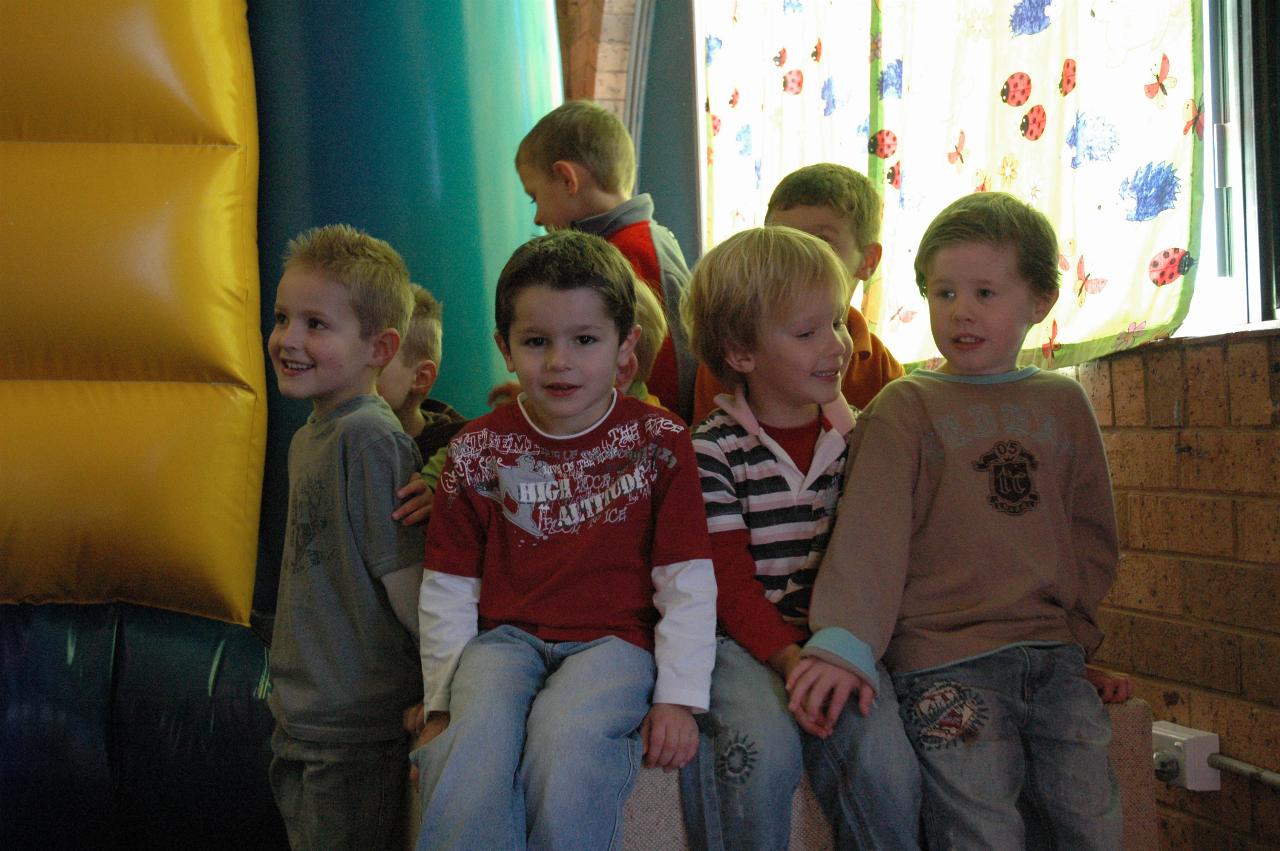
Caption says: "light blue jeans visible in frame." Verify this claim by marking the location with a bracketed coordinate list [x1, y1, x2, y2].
[679, 638, 922, 850]
[410, 625, 654, 851]
[892, 643, 1121, 851]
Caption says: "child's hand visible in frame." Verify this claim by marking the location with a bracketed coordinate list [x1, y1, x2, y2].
[408, 711, 450, 786]
[487, 380, 522, 409]
[640, 703, 698, 771]
[786, 657, 875, 738]
[1085, 666, 1132, 703]
[391, 473, 434, 526]
[403, 702, 426, 736]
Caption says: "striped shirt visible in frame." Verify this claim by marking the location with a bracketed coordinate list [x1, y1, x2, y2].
[692, 393, 856, 660]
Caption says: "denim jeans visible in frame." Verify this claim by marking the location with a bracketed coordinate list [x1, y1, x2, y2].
[680, 638, 921, 850]
[892, 643, 1121, 851]
[269, 725, 408, 851]
[411, 625, 654, 851]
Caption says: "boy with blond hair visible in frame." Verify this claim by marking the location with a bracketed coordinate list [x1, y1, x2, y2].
[410, 230, 716, 850]
[692, 163, 904, 423]
[377, 284, 468, 463]
[266, 224, 424, 850]
[516, 99, 697, 420]
[679, 226, 921, 850]
[797, 192, 1123, 849]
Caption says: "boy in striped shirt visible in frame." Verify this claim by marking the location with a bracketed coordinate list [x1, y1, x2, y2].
[678, 227, 921, 850]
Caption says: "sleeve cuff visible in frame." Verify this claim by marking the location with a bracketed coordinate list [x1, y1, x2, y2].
[802, 627, 880, 691]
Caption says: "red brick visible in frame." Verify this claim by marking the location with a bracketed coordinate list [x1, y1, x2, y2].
[1134, 676, 1193, 725]
[1125, 493, 1234, 557]
[1157, 806, 1198, 850]
[1078, 359, 1113, 426]
[1105, 553, 1185, 616]
[1242, 636, 1280, 708]
[1148, 348, 1186, 427]
[1092, 609, 1133, 669]
[1237, 500, 1280, 565]
[1183, 562, 1280, 632]
[1129, 615, 1240, 692]
[1189, 692, 1280, 772]
[1104, 430, 1179, 488]
[1186, 344, 1230, 426]
[1177, 432, 1280, 495]
[1254, 782, 1280, 844]
[1111, 352, 1147, 426]
[1156, 771, 1252, 834]
[1229, 340, 1275, 426]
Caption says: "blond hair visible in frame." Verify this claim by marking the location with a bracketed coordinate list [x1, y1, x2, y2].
[399, 284, 444, 365]
[914, 192, 1060, 299]
[682, 226, 850, 390]
[285, 224, 412, 338]
[516, 100, 636, 197]
[631, 281, 668, 384]
[765, 163, 882, 252]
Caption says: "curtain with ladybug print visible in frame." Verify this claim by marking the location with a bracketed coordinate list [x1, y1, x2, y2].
[700, 0, 1202, 369]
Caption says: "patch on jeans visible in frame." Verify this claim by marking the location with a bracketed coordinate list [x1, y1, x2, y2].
[902, 680, 988, 750]
[714, 731, 758, 786]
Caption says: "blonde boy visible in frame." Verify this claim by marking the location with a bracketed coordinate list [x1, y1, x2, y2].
[377, 285, 467, 470]
[798, 192, 1123, 848]
[679, 227, 921, 850]
[410, 231, 716, 850]
[266, 224, 424, 850]
[691, 163, 904, 423]
[516, 100, 697, 420]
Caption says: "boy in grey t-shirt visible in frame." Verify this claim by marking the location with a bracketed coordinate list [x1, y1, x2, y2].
[265, 224, 424, 850]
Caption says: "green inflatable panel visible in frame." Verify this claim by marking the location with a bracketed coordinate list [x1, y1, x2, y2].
[248, 1, 562, 607]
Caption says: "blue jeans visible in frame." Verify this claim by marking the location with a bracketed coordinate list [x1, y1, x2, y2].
[680, 638, 921, 850]
[410, 625, 654, 851]
[269, 725, 408, 851]
[892, 644, 1121, 851]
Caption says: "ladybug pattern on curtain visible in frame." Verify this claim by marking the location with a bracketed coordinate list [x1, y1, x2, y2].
[700, 0, 1202, 369]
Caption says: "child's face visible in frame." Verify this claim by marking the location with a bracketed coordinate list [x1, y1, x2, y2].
[517, 161, 583, 231]
[732, 278, 853, 428]
[769, 204, 868, 280]
[924, 242, 1056, 376]
[496, 284, 638, 436]
[268, 266, 382, 416]
[376, 347, 421, 417]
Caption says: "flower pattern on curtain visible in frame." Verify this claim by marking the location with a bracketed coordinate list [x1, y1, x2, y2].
[700, 0, 1202, 369]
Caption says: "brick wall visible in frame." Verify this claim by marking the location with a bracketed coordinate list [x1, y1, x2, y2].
[555, 0, 633, 117]
[1076, 326, 1280, 849]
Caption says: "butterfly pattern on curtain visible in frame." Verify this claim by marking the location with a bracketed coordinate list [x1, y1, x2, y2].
[700, 0, 1202, 369]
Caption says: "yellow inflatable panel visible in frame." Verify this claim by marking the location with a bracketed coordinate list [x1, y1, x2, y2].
[0, 1, 262, 624]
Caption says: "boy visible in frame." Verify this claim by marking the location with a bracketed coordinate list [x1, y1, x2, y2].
[410, 231, 717, 850]
[679, 226, 921, 850]
[691, 163, 904, 423]
[794, 192, 1123, 849]
[265, 224, 425, 850]
[516, 99, 697, 421]
[377, 284, 468, 464]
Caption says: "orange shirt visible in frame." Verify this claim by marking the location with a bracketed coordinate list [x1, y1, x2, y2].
[691, 306, 904, 425]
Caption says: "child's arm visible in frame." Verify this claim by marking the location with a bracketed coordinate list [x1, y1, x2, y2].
[381, 566, 422, 638]
[392, 447, 450, 526]
[640, 703, 699, 771]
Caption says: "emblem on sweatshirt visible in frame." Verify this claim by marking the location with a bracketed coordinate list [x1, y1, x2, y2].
[901, 680, 988, 750]
[973, 440, 1040, 515]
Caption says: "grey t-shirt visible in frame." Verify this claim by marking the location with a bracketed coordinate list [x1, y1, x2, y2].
[268, 394, 424, 742]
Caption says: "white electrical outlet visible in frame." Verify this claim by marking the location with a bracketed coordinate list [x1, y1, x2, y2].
[1152, 721, 1221, 791]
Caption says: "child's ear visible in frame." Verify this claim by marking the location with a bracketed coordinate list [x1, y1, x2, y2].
[551, 160, 582, 196]
[494, 330, 517, 373]
[722, 345, 756, 376]
[413, 359, 439, 397]
[1032, 288, 1060, 324]
[616, 324, 641, 367]
[615, 351, 639, 390]
[853, 242, 883, 281]
[369, 328, 401, 368]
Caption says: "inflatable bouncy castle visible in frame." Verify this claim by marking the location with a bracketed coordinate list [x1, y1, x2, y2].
[0, 2, 560, 846]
